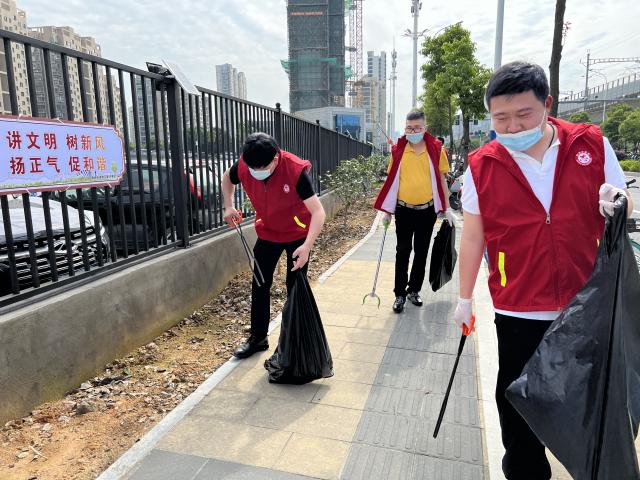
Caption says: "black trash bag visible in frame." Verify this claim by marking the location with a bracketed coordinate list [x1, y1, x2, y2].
[429, 220, 458, 292]
[506, 196, 640, 480]
[264, 271, 334, 384]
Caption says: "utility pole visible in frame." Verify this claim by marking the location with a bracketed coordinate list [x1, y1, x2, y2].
[391, 46, 397, 139]
[411, 0, 421, 108]
[584, 50, 591, 110]
[494, 0, 505, 70]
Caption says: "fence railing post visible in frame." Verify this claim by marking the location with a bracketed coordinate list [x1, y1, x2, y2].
[274, 102, 283, 145]
[316, 120, 322, 193]
[165, 78, 190, 247]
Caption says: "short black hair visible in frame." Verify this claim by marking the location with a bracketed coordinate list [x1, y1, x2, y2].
[485, 61, 549, 108]
[406, 110, 425, 121]
[242, 132, 280, 168]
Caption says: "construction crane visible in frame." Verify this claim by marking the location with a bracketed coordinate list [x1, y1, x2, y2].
[345, 0, 363, 105]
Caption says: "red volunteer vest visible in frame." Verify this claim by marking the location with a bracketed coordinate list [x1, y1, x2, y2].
[374, 132, 447, 213]
[237, 150, 312, 243]
[469, 117, 605, 311]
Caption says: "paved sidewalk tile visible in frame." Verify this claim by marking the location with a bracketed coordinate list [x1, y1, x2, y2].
[312, 379, 373, 410]
[194, 458, 317, 480]
[322, 326, 391, 346]
[243, 397, 361, 441]
[328, 358, 380, 385]
[157, 416, 293, 469]
[274, 434, 351, 479]
[126, 450, 208, 480]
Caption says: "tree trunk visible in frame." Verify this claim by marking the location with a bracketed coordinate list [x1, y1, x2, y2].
[549, 0, 567, 117]
[462, 113, 471, 168]
[448, 98, 455, 161]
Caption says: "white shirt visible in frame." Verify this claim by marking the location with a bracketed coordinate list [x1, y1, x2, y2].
[462, 136, 627, 320]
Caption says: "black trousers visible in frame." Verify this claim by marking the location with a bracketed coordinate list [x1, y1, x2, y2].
[495, 313, 553, 480]
[393, 204, 437, 296]
[250, 237, 308, 340]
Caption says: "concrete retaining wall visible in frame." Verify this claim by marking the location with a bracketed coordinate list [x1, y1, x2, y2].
[0, 192, 341, 424]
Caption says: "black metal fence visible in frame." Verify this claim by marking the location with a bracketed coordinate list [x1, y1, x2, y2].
[0, 28, 372, 308]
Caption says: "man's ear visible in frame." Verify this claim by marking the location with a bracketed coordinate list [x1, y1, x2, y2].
[545, 95, 554, 114]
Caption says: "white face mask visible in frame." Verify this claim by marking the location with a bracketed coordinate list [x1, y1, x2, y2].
[406, 132, 424, 144]
[494, 113, 546, 152]
[249, 167, 272, 180]
[248, 156, 277, 180]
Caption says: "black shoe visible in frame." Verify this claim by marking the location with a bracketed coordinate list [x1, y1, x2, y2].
[392, 296, 405, 313]
[407, 292, 423, 306]
[234, 336, 269, 359]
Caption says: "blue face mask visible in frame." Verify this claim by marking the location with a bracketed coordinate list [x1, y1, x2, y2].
[249, 167, 272, 181]
[406, 132, 424, 144]
[495, 114, 546, 152]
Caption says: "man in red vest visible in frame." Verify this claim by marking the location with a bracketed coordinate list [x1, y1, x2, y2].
[455, 61, 633, 479]
[374, 110, 456, 313]
[221, 133, 326, 359]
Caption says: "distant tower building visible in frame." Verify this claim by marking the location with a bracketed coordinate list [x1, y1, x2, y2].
[216, 63, 247, 99]
[284, 0, 345, 113]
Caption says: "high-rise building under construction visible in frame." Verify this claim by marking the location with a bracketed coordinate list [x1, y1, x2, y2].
[283, 0, 345, 113]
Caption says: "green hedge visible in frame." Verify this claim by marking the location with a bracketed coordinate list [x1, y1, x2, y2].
[619, 160, 640, 172]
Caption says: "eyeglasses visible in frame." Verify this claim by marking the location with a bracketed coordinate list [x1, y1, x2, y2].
[405, 126, 424, 134]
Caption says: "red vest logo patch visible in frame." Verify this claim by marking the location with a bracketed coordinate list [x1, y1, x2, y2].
[576, 150, 593, 166]
[283, 184, 290, 193]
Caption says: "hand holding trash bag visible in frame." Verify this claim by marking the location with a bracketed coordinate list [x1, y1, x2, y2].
[506, 196, 640, 480]
[429, 219, 458, 292]
[264, 270, 333, 384]
[599, 183, 628, 217]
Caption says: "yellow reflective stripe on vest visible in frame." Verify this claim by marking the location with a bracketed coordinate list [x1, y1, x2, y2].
[294, 216, 307, 229]
[498, 252, 507, 287]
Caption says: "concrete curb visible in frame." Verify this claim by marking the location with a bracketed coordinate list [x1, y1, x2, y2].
[98, 212, 383, 480]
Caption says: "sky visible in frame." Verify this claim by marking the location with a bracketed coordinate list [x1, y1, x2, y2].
[15, 0, 640, 133]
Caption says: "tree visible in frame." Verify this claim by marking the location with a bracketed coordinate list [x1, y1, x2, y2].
[619, 109, 640, 150]
[421, 24, 492, 164]
[601, 104, 634, 147]
[421, 83, 452, 138]
[568, 111, 591, 124]
[549, 0, 567, 117]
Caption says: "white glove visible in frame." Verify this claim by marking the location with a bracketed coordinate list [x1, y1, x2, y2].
[598, 183, 627, 217]
[444, 208, 458, 225]
[454, 297, 473, 330]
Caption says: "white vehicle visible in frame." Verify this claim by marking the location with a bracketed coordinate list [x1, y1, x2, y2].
[0, 195, 108, 295]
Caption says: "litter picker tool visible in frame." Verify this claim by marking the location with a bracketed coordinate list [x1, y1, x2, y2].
[231, 212, 265, 287]
[362, 217, 390, 308]
[433, 314, 476, 438]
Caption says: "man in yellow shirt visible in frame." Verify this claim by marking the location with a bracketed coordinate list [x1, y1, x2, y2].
[374, 110, 455, 312]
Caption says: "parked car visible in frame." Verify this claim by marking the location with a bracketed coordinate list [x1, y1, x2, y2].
[52, 163, 174, 253]
[52, 160, 223, 253]
[0, 195, 108, 295]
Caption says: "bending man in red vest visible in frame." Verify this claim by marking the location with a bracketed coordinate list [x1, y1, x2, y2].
[221, 133, 326, 359]
[455, 61, 634, 479]
[374, 110, 456, 313]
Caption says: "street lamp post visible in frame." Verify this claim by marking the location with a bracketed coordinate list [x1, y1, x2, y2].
[494, 0, 505, 70]
[410, 0, 421, 108]
[403, 13, 461, 110]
